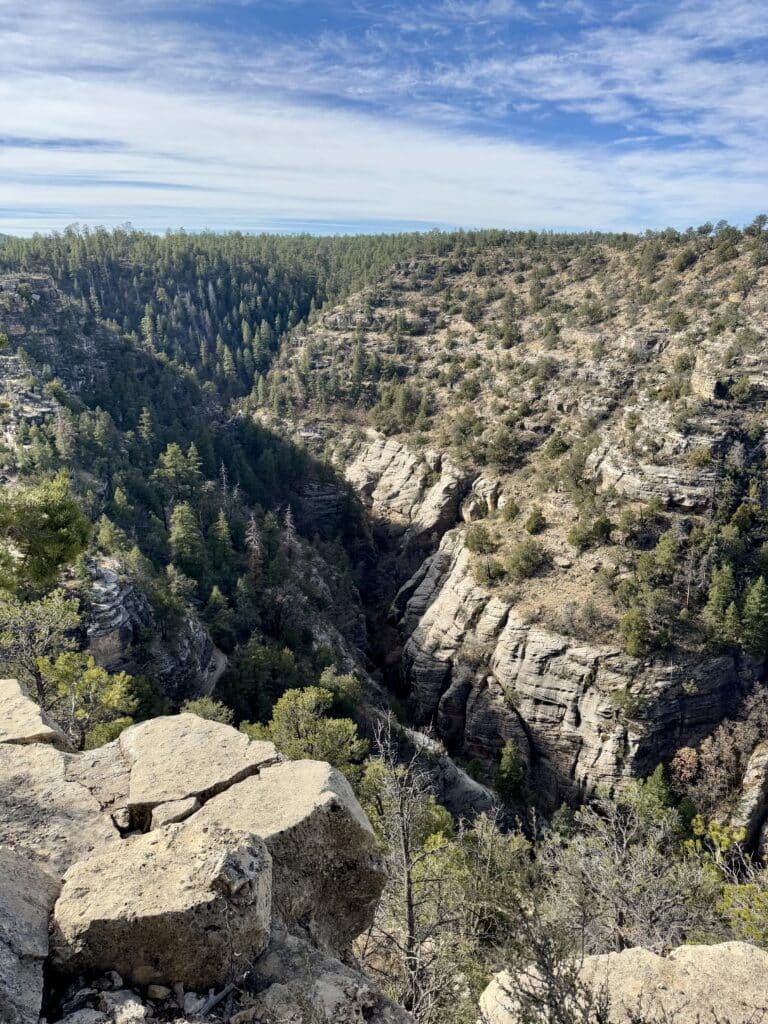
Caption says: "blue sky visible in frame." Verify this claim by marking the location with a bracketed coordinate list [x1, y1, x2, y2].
[1, 0, 766, 234]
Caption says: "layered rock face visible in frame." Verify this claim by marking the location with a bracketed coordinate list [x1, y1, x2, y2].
[345, 431, 470, 552]
[395, 530, 756, 807]
[480, 942, 768, 1024]
[84, 559, 226, 700]
[0, 681, 410, 1024]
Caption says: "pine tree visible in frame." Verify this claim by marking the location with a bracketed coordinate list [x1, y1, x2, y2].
[169, 502, 206, 582]
[282, 505, 299, 559]
[741, 577, 768, 655]
[703, 564, 736, 631]
[245, 514, 263, 581]
[186, 443, 203, 491]
[209, 509, 235, 577]
[138, 406, 154, 446]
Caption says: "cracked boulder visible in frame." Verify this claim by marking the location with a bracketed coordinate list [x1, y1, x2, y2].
[51, 821, 272, 988]
[195, 759, 386, 951]
[0, 743, 118, 876]
[117, 714, 277, 826]
[66, 714, 278, 830]
[0, 847, 60, 1024]
[0, 678, 70, 749]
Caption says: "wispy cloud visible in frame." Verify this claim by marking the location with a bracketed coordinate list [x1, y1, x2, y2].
[0, 0, 765, 233]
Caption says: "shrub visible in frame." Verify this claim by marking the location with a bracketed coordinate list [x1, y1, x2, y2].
[496, 738, 525, 803]
[180, 697, 234, 725]
[507, 537, 549, 581]
[524, 506, 547, 534]
[464, 522, 495, 554]
[544, 434, 570, 458]
[667, 309, 688, 332]
[568, 514, 612, 552]
[619, 607, 652, 657]
[673, 247, 697, 272]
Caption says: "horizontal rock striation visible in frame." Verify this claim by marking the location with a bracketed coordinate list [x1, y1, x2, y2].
[345, 430, 471, 551]
[395, 531, 757, 806]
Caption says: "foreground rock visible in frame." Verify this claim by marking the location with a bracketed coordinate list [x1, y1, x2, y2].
[0, 679, 70, 749]
[64, 714, 278, 831]
[195, 759, 386, 951]
[0, 848, 60, 1024]
[0, 684, 404, 1021]
[117, 713, 277, 822]
[51, 821, 271, 988]
[0, 743, 118, 875]
[250, 923, 413, 1024]
[480, 942, 768, 1024]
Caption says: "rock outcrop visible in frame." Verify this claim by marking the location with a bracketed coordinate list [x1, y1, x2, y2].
[480, 942, 768, 1024]
[730, 740, 768, 847]
[0, 678, 70, 749]
[83, 559, 226, 700]
[0, 849, 60, 1024]
[195, 759, 385, 951]
[345, 431, 470, 551]
[51, 822, 272, 987]
[396, 530, 757, 807]
[0, 681, 406, 1024]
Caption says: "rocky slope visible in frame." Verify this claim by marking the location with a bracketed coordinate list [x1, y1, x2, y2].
[480, 943, 768, 1024]
[0, 679, 411, 1024]
[260, 230, 768, 816]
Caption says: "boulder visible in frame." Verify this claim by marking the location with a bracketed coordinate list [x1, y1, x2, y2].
[0, 677, 70, 749]
[51, 821, 272, 988]
[0, 743, 118, 876]
[479, 942, 768, 1024]
[65, 739, 132, 832]
[251, 924, 414, 1024]
[195, 760, 386, 950]
[0, 847, 60, 1024]
[117, 714, 277, 822]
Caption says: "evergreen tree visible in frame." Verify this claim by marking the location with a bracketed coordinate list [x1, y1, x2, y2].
[209, 509, 235, 579]
[169, 502, 206, 582]
[741, 577, 768, 655]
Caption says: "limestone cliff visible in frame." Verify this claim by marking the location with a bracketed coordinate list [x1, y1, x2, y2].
[393, 529, 759, 807]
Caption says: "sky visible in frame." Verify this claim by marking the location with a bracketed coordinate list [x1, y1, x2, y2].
[1, 0, 767, 235]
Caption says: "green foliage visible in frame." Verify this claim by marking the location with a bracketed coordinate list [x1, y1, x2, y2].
[524, 506, 547, 534]
[619, 607, 652, 657]
[264, 686, 368, 780]
[741, 576, 768, 655]
[703, 564, 736, 638]
[507, 537, 549, 581]
[220, 638, 301, 722]
[0, 589, 80, 705]
[464, 522, 495, 554]
[38, 651, 136, 749]
[318, 665, 363, 716]
[568, 514, 612, 552]
[180, 696, 234, 725]
[485, 426, 522, 469]
[502, 498, 520, 521]
[496, 738, 525, 804]
[0, 474, 90, 591]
